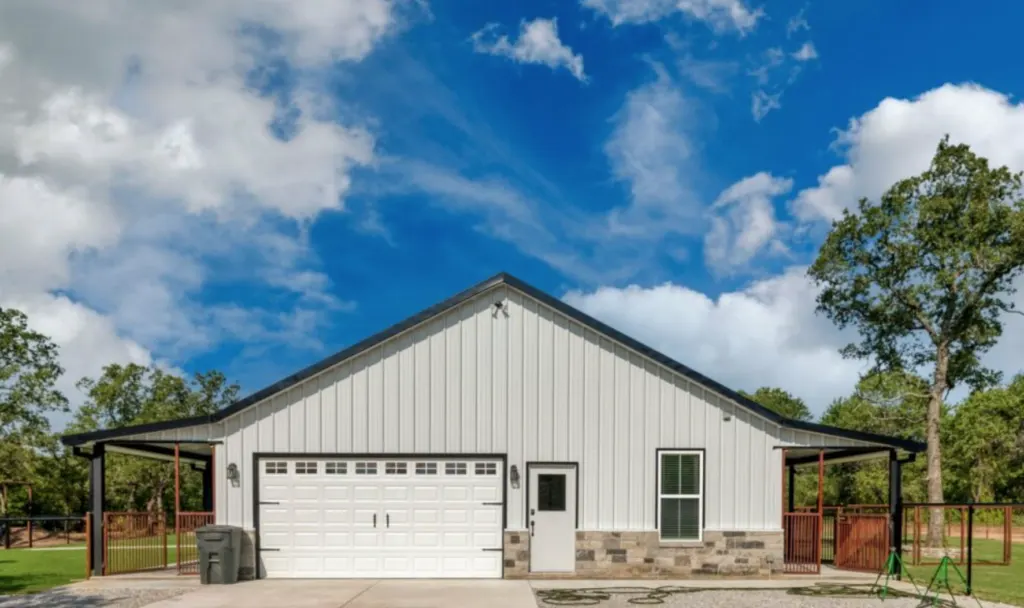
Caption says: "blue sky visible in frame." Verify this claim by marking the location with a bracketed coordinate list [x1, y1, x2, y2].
[2, 1, 1024, 425]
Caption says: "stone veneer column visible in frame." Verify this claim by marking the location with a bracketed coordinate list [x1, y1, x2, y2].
[503, 531, 530, 577]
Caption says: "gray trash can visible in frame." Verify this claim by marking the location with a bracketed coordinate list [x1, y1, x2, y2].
[195, 525, 242, 584]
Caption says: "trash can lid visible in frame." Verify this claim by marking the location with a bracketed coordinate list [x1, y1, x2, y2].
[197, 525, 241, 533]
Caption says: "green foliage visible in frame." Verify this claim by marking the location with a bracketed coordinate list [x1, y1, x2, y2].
[808, 137, 1024, 392]
[67, 364, 239, 515]
[945, 374, 1024, 502]
[808, 137, 1024, 530]
[739, 387, 813, 421]
[0, 307, 69, 514]
[818, 371, 932, 504]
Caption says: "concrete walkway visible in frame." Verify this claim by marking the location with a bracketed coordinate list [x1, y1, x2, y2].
[143, 580, 539, 608]
[40, 572, 933, 608]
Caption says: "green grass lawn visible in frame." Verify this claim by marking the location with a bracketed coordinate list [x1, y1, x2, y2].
[904, 538, 1024, 606]
[0, 536, 184, 595]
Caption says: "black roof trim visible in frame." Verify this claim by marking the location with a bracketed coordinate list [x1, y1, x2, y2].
[61, 272, 925, 453]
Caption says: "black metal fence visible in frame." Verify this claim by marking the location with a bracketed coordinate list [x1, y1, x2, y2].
[0, 515, 87, 549]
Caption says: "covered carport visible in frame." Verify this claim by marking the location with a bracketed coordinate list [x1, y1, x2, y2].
[778, 438, 923, 576]
[62, 425, 220, 577]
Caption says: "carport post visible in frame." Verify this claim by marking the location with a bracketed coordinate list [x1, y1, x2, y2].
[787, 464, 796, 513]
[888, 450, 903, 579]
[202, 451, 214, 512]
[89, 443, 105, 576]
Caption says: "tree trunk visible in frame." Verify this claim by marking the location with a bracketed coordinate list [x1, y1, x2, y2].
[926, 347, 949, 548]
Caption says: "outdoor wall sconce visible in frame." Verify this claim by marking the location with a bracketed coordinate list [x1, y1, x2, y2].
[227, 463, 240, 487]
[510, 464, 520, 489]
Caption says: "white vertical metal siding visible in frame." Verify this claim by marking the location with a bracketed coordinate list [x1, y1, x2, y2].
[123, 283, 882, 533]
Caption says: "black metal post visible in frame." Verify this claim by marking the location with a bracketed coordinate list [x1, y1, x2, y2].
[967, 504, 974, 596]
[89, 444, 105, 577]
[888, 450, 903, 579]
[201, 462, 214, 512]
[787, 465, 796, 512]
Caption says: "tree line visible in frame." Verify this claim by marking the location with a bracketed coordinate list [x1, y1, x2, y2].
[1, 138, 1023, 548]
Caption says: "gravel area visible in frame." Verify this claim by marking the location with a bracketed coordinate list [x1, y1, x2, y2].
[0, 587, 192, 608]
[534, 586, 1015, 608]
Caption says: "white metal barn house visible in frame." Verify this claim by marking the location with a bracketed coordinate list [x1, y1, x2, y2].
[62, 273, 923, 580]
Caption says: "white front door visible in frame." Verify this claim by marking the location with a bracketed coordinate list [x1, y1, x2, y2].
[528, 463, 577, 573]
[257, 457, 504, 578]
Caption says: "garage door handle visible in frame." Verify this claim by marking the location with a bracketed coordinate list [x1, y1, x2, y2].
[530, 520, 535, 537]
[259, 501, 280, 505]
[373, 514, 377, 528]
[482, 502, 502, 506]
[386, 514, 390, 528]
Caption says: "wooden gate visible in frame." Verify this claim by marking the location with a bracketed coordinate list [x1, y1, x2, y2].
[783, 512, 821, 573]
[835, 513, 888, 572]
[176, 512, 215, 575]
[102, 512, 168, 575]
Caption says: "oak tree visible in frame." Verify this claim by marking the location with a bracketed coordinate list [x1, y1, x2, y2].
[808, 138, 1024, 545]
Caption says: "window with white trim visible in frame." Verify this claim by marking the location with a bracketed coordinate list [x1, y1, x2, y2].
[264, 461, 287, 475]
[325, 461, 346, 475]
[658, 450, 703, 541]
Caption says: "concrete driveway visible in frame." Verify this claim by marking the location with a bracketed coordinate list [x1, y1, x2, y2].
[145, 580, 539, 608]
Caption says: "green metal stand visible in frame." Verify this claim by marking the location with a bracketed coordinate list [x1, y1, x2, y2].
[871, 547, 921, 601]
[921, 555, 983, 607]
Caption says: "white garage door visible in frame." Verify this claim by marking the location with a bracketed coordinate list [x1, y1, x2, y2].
[257, 457, 504, 578]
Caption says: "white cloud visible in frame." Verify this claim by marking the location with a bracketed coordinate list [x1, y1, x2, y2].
[603, 68, 701, 236]
[472, 18, 586, 81]
[791, 83, 1024, 223]
[0, 0, 404, 414]
[751, 90, 782, 121]
[704, 172, 792, 273]
[565, 268, 1024, 414]
[583, 0, 762, 34]
[792, 42, 818, 61]
[677, 53, 738, 94]
[786, 8, 810, 37]
[564, 267, 867, 413]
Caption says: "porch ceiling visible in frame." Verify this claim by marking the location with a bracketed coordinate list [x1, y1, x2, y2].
[784, 446, 910, 467]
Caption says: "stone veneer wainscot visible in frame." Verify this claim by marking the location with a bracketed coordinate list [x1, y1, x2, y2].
[503, 531, 783, 578]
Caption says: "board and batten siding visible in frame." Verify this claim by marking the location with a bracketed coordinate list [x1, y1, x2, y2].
[125, 283, 880, 532]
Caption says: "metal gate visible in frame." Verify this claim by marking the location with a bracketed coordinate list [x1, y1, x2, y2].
[835, 513, 888, 572]
[783, 512, 821, 573]
[102, 512, 168, 575]
[176, 512, 215, 575]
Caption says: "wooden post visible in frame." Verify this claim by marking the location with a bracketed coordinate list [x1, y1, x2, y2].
[27, 486, 33, 549]
[174, 442, 180, 574]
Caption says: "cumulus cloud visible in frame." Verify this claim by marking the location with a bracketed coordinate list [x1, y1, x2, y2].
[583, 0, 762, 34]
[0, 0, 404, 413]
[704, 172, 793, 274]
[564, 268, 866, 413]
[791, 83, 1024, 223]
[472, 18, 586, 81]
[564, 269, 1024, 414]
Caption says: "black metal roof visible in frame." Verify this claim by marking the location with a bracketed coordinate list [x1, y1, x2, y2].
[61, 272, 926, 453]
